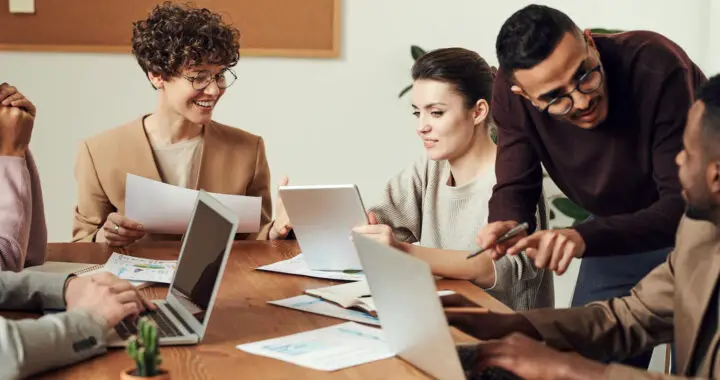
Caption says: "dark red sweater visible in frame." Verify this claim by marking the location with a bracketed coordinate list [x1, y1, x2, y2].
[489, 31, 707, 256]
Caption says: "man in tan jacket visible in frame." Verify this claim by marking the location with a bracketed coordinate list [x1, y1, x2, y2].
[447, 73, 720, 379]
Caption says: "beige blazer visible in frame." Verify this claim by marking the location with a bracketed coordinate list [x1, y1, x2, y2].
[522, 216, 720, 379]
[72, 117, 272, 243]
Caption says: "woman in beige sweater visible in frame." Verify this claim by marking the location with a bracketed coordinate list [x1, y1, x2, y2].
[353, 48, 553, 311]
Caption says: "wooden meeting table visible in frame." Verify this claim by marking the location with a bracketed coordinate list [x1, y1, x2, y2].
[13, 241, 512, 379]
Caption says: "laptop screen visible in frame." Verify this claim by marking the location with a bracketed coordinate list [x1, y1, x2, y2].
[169, 199, 234, 325]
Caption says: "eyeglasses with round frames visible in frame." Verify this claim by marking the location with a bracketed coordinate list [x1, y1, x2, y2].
[183, 69, 237, 91]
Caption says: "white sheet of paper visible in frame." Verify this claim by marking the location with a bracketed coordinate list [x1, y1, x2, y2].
[125, 174, 261, 234]
[269, 295, 381, 326]
[236, 322, 393, 371]
[102, 252, 177, 283]
[256, 254, 365, 281]
[9, 0, 34, 13]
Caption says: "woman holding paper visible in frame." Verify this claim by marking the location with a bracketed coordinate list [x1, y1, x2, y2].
[72, 2, 272, 246]
[351, 48, 553, 311]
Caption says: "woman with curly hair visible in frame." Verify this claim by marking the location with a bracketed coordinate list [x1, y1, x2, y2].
[72, 2, 273, 246]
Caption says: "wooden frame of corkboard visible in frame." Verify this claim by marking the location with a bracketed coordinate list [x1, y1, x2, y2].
[0, 0, 341, 58]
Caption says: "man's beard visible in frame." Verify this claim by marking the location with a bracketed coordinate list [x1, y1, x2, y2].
[684, 200, 717, 222]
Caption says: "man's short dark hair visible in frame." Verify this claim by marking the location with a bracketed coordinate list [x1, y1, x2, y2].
[496, 4, 581, 75]
[696, 74, 720, 159]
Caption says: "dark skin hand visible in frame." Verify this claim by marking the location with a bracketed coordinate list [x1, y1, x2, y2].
[442, 294, 608, 380]
[469, 333, 608, 380]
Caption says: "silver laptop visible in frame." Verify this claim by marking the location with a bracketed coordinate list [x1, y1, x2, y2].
[279, 184, 368, 271]
[351, 232, 520, 380]
[108, 190, 239, 347]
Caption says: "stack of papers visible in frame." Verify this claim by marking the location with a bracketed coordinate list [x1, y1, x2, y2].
[256, 254, 365, 281]
[269, 295, 381, 326]
[270, 280, 456, 326]
[304, 280, 376, 315]
[236, 322, 393, 371]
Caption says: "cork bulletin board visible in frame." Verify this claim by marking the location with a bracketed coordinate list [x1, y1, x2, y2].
[0, 0, 341, 58]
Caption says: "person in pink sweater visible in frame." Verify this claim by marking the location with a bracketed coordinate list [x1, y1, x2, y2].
[0, 82, 47, 271]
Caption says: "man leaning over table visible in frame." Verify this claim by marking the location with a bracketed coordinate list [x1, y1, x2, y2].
[477, 4, 706, 369]
[0, 83, 154, 379]
[446, 73, 720, 380]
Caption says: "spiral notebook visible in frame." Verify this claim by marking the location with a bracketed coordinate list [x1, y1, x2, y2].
[25, 257, 151, 288]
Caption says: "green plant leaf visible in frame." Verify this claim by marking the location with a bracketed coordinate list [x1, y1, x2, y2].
[551, 197, 591, 221]
[410, 45, 426, 61]
[398, 84, 412, 98]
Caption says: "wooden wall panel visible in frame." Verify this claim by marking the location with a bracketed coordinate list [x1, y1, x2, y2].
[0, 0, 340, 58]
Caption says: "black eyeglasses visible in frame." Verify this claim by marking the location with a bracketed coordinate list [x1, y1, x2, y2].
[183, 69, 237, 91]
[541, 64, 603, 116]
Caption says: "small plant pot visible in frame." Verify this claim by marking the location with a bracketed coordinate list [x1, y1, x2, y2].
[120, 367, 170, 380]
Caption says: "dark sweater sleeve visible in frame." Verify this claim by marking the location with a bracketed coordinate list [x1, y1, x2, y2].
[574, 68, 696, 256]
[487, 76, 543, 232]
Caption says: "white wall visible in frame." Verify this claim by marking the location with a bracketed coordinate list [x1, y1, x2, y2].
[0, 0, 711, 372]
[0, 0, 711, 244]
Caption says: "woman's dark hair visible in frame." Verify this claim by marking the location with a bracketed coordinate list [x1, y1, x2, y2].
[411, 47, 496, 109]
[131, 1, 240, 82]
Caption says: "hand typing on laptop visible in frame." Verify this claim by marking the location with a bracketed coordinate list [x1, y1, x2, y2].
[464, 333, 605, 380]
[64, 272, 155, 328]
[443, 296, 605, 380]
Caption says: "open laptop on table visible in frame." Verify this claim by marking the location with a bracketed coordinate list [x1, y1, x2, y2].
[108, 190, 239, 347]
[278, 184, 368, 271]
[350, 232, 522, 380]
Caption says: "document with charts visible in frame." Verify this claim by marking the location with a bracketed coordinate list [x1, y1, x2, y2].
[24, 252, 177, 287]
[256, 253, 365, 282]
[236, 322, 393, 371]
[101, 252, 177, 284]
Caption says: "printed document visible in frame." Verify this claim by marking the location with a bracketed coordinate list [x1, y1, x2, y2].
[256, 254, 365, 281]
[27, 253, 178, 288]
[236, 322, 393, 371]
[125, 173, 261, 234]
[102, 252, 177, 283]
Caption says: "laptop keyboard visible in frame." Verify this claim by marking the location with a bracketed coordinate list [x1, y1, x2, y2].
[115, 308, 183, 340]
[457, 345, 524, 380]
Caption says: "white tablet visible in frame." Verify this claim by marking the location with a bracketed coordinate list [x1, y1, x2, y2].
[279, 184, 369, 270]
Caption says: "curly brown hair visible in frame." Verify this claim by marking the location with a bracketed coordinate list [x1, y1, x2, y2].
[131, 1, 240, 82]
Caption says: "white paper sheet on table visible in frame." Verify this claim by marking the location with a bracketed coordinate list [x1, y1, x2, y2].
[236, 322, 393, 371]
[124, 174, 262, 234]
[256, 254, 365, 281]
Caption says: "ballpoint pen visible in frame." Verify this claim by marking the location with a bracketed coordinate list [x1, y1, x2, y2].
[466, 222, 529, 259]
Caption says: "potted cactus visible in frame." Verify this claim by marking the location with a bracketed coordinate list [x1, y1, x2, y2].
[121, 317, 170, 380]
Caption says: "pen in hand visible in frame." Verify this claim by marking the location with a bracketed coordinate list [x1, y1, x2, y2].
[466, 222, 529, 260]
